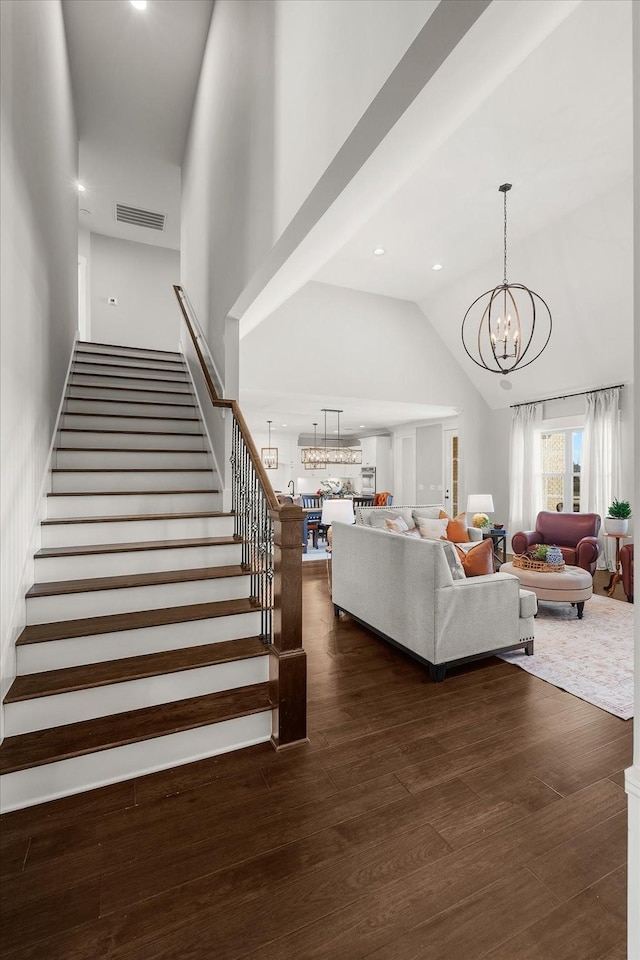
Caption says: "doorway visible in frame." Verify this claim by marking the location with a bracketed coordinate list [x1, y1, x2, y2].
[444, 429, 459, 516]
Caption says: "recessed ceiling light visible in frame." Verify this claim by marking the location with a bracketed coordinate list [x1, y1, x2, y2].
[373, 248, 385, 256]
[77, 182, 86, 192]
[131, 0, 147, 9]
[432, 263, 443, 271]
[359, 424, 366, 428]
[281, 423, 287, 427]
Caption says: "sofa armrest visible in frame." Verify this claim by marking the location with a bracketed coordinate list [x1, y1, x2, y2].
[434, 572, 521, 662]
[575, 536, 601, 571]
[511, 530, 538, 554]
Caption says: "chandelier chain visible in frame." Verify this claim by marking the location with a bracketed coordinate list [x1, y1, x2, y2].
[503, 188, 508, 284]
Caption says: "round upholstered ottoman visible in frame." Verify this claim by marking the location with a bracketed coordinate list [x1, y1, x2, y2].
[501, 562, 593, 618]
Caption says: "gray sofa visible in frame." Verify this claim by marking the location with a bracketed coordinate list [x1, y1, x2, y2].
[331, 520, 536, 682]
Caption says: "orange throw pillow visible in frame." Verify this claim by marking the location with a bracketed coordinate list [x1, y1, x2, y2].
[454, 538, 494, 576]
[439, 510, 470, 543]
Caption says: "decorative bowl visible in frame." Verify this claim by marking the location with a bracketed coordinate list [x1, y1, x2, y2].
[493, 523, 504, 529]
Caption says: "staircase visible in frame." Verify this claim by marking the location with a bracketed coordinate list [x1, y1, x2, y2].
[0, 341, 273, 812]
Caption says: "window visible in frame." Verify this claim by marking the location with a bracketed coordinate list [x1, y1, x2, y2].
[540, 427, 583, 512]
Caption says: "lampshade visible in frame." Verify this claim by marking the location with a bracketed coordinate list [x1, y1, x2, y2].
[466, 494, 494, 514]
[321, 499, 355, 526]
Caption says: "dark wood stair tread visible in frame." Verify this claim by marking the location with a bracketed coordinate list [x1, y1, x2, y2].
[0, 684, 271, 774]
[62, 412, 200, 421]
[36, 535, 237, 558]
[62, 398, 198, 408]
[27, 564, 248, 598]
[71, 372, 189, 384]
[42, 510, 228, 525]
[59, 428, 204, 437]
[77, 341, 182, 358]
[17, 598, 259, 645]
[43, 488, 220, 498]
[56, 447, 208, 454]
[73, 356, 185, 369]
[6, 637, 267, 703]
[51, 467, 213, 473]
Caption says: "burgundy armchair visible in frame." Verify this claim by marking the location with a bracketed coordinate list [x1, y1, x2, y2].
[620, 543, 633, 603]
[511, 511, 601, 574]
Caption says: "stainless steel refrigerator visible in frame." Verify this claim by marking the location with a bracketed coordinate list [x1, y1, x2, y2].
[361, 467, 376, 495]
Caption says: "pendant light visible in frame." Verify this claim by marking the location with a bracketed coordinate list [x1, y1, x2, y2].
[261, 420, 278, 469]
[461, 183, 552, 379]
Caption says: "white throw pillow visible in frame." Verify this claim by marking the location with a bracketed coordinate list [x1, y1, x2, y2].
[416, 517, 449, 540]
[369, 508, 415, 530]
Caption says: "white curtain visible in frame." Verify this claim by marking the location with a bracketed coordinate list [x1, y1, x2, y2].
[508, 402, 542, 536]
[581, 387, 622, 571]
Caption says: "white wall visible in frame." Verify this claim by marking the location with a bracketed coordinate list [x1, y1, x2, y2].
[0, 0, 78, 729]
[274, 0, 435, 235]
[241, 281, 493, 503]
[181, 0, 437, 388]
[181, 0, 276, 388]
[90, 234, 180, 351]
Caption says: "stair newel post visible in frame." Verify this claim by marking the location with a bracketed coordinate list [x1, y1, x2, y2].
[269, 503, 308, 749]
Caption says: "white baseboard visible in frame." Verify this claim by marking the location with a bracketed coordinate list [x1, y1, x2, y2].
[625, 764, 640, 959]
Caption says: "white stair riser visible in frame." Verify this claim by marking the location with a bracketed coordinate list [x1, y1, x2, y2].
[17, 611, 263, 672]
[67, 386, 195, 404]
[27, 575, 251, 623]
[72, 363, 188, 382]
[5, 657, 268, 736]
[0, 711, 272, 812]
[57, 430, 205, 450]
[70, 373, 191, 391]
[54, 449, 211, 469]
[60, 408, 202, 433]
[34, 543, 242, 582]
[73, 354, 186, 373]
[41, 515, 232, 547]
[51, 470, 216, 493]
[76, 343, 181, 362]
[45, 491, 220, 518]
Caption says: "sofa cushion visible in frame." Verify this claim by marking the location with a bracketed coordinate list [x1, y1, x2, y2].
[412, 506, 443, 523]
[368, 508, 415, 530]
[416, 517, 449, 540]
[385, 516, 409, 534]
[439, 510, 470, 543]
[454, 538, 495, 576]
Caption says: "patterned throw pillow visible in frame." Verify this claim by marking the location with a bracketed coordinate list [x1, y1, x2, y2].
[385, 516, 409, 534]
[439, 510, 470, 543]
[454, 537, 494, 576]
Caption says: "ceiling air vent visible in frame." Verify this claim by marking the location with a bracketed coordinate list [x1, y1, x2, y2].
[115, 203, 166, 231]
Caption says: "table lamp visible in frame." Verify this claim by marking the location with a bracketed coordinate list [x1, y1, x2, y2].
[466, 494, 495, 529]
[321, 498, 355, 553]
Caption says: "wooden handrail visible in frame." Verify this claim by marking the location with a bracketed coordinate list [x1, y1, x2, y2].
[173, 284, 279, 512]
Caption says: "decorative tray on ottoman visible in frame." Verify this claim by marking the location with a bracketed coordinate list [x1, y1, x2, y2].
[513, 555, 565, 574]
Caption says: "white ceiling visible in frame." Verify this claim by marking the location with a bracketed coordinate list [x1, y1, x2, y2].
[63, 0, 213, 249]
[61, 0, 634, 429]
[315, 0, 632, 303]
[241, 390, 459, 439]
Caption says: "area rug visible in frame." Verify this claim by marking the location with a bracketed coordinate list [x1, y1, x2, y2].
[499, 594, 634, 720]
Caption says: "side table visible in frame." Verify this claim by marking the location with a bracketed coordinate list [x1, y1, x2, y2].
[483, 528, 507, 567]
[603, 533, 630, 598]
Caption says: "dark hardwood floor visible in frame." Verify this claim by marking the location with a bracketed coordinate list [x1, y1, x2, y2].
[0, 565, 632, 959]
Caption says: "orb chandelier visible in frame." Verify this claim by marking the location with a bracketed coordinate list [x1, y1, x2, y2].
[461, 183, 552, 377]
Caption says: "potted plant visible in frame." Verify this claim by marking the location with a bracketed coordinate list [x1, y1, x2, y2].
[604, 498, 632, 535]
